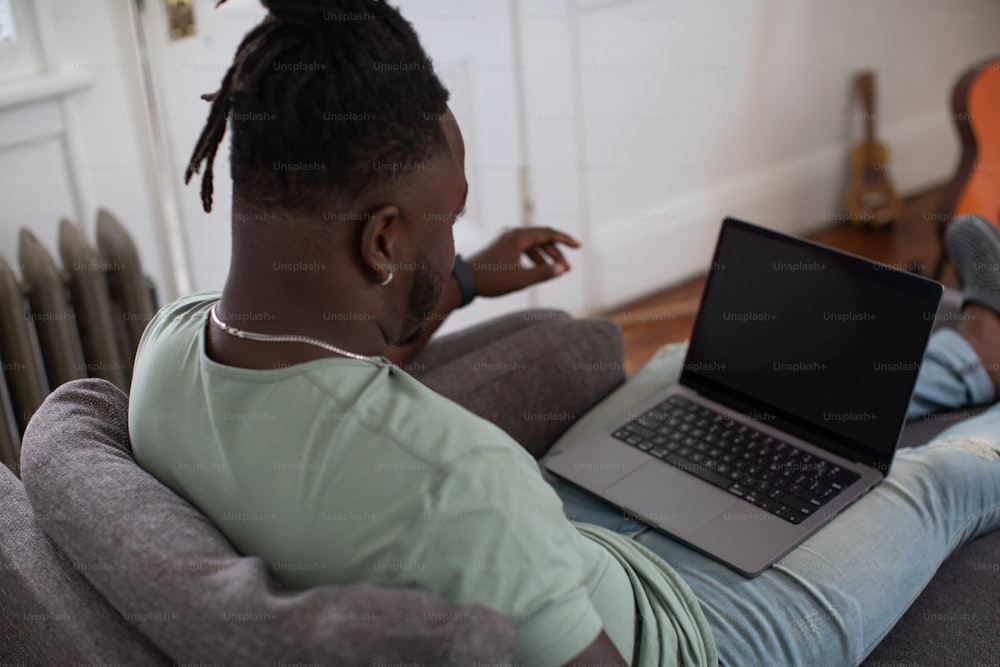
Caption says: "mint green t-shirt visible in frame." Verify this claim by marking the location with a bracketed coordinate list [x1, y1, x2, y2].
[129, 293, 716, 667]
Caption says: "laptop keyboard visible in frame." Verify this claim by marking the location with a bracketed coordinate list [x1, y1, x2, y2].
[612, 395, 860, 524]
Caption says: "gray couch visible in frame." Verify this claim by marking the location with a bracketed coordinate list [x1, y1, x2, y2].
[2, 307, 999, 665]
[3, 379, 516, 665]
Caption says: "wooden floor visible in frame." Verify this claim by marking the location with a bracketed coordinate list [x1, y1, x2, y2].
[605, 187, 957, 374]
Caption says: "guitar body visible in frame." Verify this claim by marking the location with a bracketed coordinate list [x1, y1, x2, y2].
[949, 56, 1000, 226]
[845, 141, 902, 227]
[843, 71, 901, 228]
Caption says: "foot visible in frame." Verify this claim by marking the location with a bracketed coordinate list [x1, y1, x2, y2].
[945, 214, 1000, 314]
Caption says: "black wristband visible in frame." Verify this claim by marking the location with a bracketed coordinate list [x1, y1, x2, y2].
[452, 254, 477, 308]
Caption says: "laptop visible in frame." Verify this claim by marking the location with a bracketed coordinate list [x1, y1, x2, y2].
[545, 217, 944, 576]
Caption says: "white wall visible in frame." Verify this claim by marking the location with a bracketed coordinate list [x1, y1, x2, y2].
[0, 0, 172, 303]
[1, 0, 998, 317]
[521, 0, 1000, 310]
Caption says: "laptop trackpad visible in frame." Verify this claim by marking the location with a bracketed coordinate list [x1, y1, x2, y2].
[604, 462, 737, 536]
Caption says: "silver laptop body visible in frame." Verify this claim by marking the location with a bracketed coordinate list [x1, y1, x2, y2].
[545, 217, 943, 576]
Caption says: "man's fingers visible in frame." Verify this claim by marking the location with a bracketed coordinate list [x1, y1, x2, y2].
[520, 261, 562, 287]
[524, 243, 571, 276]
[470, 227, 575, 296]
[544, 227, 582, 248]
[540, 241, 570, 271]
[525, 247, 547, 267]
[515, 227, 581, 251]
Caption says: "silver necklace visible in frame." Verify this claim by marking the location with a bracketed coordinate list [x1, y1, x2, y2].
[209, 305, 393, 369]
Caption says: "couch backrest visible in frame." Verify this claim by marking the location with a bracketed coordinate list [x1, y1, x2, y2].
[18, 378, 515, 665]
[0, 457, 168, 663]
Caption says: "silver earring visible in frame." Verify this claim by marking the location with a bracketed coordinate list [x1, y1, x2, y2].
[380, 272, 394, 287]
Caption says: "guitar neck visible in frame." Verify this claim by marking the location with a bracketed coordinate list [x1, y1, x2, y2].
[859, 71, 877, 159]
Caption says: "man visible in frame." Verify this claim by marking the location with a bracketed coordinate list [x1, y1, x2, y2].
[130, 2, 1000, 665]
[135, 2, 645, 664]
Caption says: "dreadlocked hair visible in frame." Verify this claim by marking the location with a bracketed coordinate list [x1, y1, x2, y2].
[185, 0, 451, 214]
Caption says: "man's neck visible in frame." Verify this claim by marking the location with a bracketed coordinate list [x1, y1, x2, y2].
[206, 269, 393, 370]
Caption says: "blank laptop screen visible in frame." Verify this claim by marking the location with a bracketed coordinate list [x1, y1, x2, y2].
[682, 218, 943, 468]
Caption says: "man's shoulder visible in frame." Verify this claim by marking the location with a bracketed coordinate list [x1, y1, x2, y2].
[132, 291, 219, 364]
[131, 291, 218, 389]
[306, 366, 528, 468]
[143, 291, 220, 339]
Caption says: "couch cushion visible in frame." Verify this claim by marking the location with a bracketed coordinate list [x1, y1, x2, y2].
[19, 378, 515, 665]
[861, 529, 1000, 666]
[0, 460, 168, 663]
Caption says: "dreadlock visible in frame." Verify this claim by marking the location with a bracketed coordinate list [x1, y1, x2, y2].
[185, 0, 451, 215]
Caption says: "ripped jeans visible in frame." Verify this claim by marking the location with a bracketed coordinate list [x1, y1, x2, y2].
[548, 328, 1000, 667]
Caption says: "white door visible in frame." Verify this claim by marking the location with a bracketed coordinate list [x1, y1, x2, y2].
[137, 0, 537, 332]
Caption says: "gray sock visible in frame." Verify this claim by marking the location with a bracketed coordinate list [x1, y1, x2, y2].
[945, 214, 1000, 315]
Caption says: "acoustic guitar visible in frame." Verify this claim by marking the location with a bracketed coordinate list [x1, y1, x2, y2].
[844, 71, 902, 228]
[927, 55, 1000, 279]
[943, 55, 1000, 228]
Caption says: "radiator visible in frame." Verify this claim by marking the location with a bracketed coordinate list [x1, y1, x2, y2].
[0, 209, 157, 476]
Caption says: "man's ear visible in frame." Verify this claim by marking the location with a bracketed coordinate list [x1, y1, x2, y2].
[359, 204, 403, 284]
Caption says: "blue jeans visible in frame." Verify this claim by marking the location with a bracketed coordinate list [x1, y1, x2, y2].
[546, 329, 1000, 666]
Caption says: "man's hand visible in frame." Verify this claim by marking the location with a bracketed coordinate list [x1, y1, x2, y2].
[466, 227, 580, 297]
[384, 227, 579, 366]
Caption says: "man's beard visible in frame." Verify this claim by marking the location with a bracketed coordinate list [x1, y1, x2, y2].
[394, 253, 446, 347]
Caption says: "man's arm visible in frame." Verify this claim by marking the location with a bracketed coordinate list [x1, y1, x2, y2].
[384, 227, 580, 366]
[564, 630, 629, 667]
